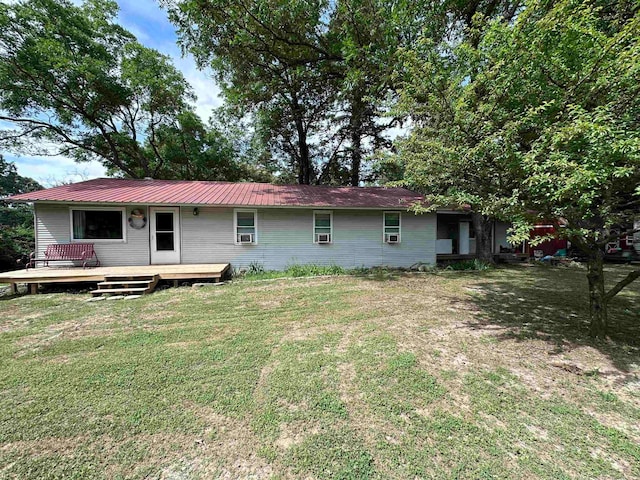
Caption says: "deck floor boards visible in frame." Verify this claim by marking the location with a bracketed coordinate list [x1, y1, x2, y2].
[0, 264, 230, 286]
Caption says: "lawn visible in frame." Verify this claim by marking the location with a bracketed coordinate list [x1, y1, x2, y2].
[0, 265, 639, 479]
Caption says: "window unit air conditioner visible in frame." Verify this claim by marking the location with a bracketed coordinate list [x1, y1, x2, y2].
[316, 233, 331, 244]
[385, 233, 400, 244]
[238, 233, 254, 244]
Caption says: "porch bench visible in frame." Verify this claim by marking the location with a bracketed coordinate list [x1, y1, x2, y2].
[27, 243, 100, 269]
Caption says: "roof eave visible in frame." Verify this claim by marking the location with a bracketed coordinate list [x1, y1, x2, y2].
[25, 199, 424, 210]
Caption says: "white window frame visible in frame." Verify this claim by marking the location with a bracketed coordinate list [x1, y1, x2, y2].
[313, 210, 333, 244]
[234, 209, 258, 245]
[383, 211, 402, 243]
[69, 207, 126, 243]
[627, 235, 634, 246]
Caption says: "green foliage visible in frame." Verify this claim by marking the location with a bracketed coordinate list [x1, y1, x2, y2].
[240, 263, 347, 280]
[285, 264, 346, 277]
[165, 0, 435, 185]
[0, 0, 261, 181]
[396, 0, 640, 334]
[247, 261, 265, 274]
[0, 156, 41, 271]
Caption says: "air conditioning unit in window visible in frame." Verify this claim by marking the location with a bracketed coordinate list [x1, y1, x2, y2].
[385, 233, 400, 244]
[238, 233, 254, 244]
[316, 233, 331, 244]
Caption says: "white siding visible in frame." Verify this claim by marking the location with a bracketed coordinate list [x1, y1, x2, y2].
[181, 207, 436, 270]
[35, 204, 436, 270]
[35, 203, 150, 266]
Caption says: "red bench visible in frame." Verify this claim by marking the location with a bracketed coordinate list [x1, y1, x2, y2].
[27, 243, 100, 269]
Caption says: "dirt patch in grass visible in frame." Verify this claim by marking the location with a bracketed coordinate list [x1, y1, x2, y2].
[183, 401, 274, 478]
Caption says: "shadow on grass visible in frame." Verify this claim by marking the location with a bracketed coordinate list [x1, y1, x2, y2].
[352, 271, 400, 282]
[463, 264, 640, 372]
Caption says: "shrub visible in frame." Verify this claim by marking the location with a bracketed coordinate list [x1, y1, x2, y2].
[247, 261, 265, 274]
[285, 264, 345, 277]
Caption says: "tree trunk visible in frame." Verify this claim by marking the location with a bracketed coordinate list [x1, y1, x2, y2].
[350, 127, 361, 187]
[471, 213, 494, 263]
[349, 93, 364, 187]
[586, 250, 608, 338]
[291, 94, 311, 185]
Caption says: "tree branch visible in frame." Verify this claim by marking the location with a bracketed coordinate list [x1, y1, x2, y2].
[605, 269, 640, 301]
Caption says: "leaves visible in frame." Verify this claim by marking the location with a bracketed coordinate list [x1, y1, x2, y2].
[0, 0, 259, 181]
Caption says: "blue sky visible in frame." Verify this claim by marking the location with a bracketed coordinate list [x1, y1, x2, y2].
[4, 0, 223, 186]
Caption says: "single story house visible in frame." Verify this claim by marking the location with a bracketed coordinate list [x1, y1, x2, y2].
[8, 178, 514, 270]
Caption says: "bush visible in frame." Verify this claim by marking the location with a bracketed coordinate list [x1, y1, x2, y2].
[238, 263, 347, 280]
[284, 264, 345, 277]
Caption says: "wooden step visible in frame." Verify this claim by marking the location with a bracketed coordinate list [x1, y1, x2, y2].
[98, 280, 153, 287]
[104, 275, 157, 282]
[91, 274, 159, 297]
[90, 287, 150, 296]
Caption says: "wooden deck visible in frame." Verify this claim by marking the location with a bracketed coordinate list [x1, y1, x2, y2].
[0, 263, 230, 294]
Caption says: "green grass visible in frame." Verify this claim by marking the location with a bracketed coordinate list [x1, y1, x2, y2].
[0, 264, 639, 478]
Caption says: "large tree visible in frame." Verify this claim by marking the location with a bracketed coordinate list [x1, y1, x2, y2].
[398, 0, 640, 336]
[165, 0, 435, 186]
[500, 0, 640, 337]
[166, 0, 337, 184]
[393, 1, 526, 261]
[0, 0, 251, 181]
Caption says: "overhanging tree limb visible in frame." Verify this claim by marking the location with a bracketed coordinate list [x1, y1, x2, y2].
[606, 270, 640, 301]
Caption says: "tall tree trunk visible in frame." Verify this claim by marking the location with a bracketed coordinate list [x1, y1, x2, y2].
[472, 213, 494, 263]
[291, 94, 311, 185]
[350, 127, 361, 187]
[349, 93, 364, 187]
[586, 250, 608, 338]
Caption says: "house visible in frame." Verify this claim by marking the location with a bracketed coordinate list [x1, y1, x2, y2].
[7, 178, 515, 271]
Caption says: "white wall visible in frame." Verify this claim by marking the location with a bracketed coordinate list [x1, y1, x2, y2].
[181, 207, 436, 270]
[35, 204, 436, 269]
[35, 203, 150, 266]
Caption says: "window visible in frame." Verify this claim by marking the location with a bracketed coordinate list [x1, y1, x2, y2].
[383, 211, 401, 243]
[627, 235, 634, 246]
[314, 211, 332, 243]
[235, 209, 257, 244]
[71, 208, 125, 241]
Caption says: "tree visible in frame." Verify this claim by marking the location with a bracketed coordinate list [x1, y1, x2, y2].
[165, 0, 433, 186]
[165, 0, 337, 184]
[141, 111, 266, 182]
[0, 156, 42, 271]
[0, 0, 248, 181]
[494, 0, 640, 337]
[393, 1, 526, 262]
[397, 0, 640, 336]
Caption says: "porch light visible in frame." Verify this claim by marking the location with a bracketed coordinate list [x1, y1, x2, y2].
[193, 207, 199, 216]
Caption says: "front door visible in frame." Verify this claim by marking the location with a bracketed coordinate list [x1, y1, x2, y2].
[150, 207, 180, 264]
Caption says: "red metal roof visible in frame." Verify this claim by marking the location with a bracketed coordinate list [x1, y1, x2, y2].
[7, 178, 424, 209]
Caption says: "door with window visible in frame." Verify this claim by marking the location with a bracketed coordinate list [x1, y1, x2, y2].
[150, 207, 180, 264]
